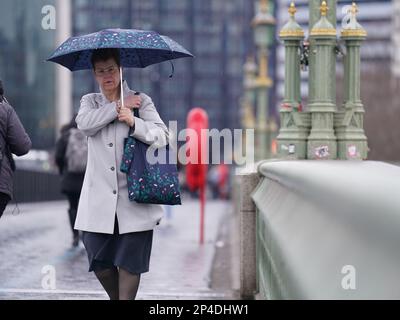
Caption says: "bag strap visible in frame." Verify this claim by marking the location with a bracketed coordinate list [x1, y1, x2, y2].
[128, 92, 141, 136]
[133, 107, 139, 119]
[133, 92, 140, 118]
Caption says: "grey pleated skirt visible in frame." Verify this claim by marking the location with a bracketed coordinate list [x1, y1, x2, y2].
[82, 217, 153, 275]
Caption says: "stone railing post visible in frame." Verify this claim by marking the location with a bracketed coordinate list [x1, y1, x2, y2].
[238, 171, 260, 299]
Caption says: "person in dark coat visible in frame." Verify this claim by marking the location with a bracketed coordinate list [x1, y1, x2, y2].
[55, 114, 85, 247]
[0, 80, 32, 218]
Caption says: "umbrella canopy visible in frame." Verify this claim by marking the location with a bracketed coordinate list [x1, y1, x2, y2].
[47, 28, 193, 71]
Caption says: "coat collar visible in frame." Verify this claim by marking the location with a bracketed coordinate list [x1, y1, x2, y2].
[97, 80, 136, 105]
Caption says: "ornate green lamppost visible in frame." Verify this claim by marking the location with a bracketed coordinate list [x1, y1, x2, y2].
[277, 2, 310, 159]
[242, 55, 257, 131]
[276, 0, 369, 161]
[307, 1, 338, 160]
[238, 55, 257, 165]
[335, 2, 368, 160]
[252, 0, 275, 161]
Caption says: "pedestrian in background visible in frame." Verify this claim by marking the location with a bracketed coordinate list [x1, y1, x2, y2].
[55, 114, 86, 247]
[0, 80, 32, 219]
[74, 48, 169, 300]
[207, 163, 230, 200]
[217, 163, 230, 200]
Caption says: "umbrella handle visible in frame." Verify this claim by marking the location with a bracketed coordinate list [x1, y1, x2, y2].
[120, 67, 124, 108]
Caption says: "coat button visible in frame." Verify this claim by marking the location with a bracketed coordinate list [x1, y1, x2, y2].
[113, 190, 117, 195]
[111, 167, 115, 171]
[108, 143, 113, 147]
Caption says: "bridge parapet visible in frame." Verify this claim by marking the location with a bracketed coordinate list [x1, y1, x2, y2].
[243, 160, 400, 299]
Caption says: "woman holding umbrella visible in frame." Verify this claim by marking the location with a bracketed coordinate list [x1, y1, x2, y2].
[48, 29, 192, 300]
[73, 48, 170, 300]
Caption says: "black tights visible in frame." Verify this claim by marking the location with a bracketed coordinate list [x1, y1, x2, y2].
[94, 267, 141, 300]
[65, 192, 80, 237]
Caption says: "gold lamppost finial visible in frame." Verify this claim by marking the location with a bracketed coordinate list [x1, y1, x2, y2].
[260, 0, 269, 13]
[288, 2, 297, 17]
[320, 1, 328, 17]
[351, 2, 359, 16]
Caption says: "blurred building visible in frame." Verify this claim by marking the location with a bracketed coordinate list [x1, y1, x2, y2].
[0, 0, 260, 154]
[71, 0, 256, 142]
[393, 0, 400, 82]
[0, 0, 57, 150]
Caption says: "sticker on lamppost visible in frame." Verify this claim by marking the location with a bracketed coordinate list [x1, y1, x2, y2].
[281, 144, 296, 155]
[41, 265, 56, 290]
[347, 145, 358, 158]
[41, 5, 56, 30]
[314, 145, 329, 159]
[341, 265, 356, 290]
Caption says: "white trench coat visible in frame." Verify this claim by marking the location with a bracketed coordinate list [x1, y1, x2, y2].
[74, 81, 169, 234]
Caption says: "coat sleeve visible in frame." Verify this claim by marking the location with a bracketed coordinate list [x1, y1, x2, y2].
[6, 106, 32, 156]
[76, 94, 119, 137]
[131, 94, 169, 147]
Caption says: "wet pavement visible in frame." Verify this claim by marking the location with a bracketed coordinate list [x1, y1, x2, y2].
[0, 196, 237, 300]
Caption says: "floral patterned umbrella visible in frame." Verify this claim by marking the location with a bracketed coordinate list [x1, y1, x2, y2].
[47, 28, 193, 71]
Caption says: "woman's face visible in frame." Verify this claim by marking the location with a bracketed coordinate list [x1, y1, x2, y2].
[93, 58, 120, 93]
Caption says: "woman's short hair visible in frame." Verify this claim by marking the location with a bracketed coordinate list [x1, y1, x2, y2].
[91, 48, 121, 69]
